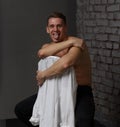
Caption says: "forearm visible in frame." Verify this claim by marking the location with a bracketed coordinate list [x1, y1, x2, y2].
[41, 60, 66, 79]
[39, 47, 81, 79]
[38, 39, 72, 58]
[36, 37, 85, 85]
[36, 57, 67, 85]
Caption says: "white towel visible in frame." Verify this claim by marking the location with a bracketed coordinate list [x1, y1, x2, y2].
[29, 56, 77, 127]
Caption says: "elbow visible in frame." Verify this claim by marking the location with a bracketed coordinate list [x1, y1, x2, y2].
[63, 61, 73, 69]
[38, 50, 45, 58]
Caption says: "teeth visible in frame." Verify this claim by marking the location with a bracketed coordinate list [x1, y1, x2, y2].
[53, 33, 59, 39]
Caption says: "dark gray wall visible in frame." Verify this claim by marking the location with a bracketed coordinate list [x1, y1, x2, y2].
[0, 0, 76, 119]
[76, 0, 120, 127]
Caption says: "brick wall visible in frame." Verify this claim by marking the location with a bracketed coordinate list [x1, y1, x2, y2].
[76, 0, 120, 127]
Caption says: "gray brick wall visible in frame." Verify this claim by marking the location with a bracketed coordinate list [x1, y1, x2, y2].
[76, 0, 120, 127]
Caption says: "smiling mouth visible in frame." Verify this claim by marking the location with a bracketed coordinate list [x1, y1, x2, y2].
[53, 33, 59, 40]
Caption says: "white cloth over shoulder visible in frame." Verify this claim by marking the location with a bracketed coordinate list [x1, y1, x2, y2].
[29, 56, 77, 127]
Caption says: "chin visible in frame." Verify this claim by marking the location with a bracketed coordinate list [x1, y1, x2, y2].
[53, 39, 61, 43]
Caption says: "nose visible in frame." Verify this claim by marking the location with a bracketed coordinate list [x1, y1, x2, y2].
[53, 26, 58, 31]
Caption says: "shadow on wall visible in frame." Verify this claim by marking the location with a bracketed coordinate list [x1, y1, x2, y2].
[5, 119, 106, 127]
[0, 0, 3, 93]
[94, 120, 106, 127]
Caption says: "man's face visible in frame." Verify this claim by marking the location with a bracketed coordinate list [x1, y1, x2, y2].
[46, 18, 67, 42]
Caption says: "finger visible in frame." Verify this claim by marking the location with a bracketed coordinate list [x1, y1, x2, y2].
[38, 82, 43, 87]
[37, 81, 41, 86]
[36, 75, 38, 81]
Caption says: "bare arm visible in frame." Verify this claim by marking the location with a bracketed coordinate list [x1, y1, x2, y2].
[37, 37, 84, 58]
[36, 46, 82, 85]
[38, 39, 72, 58]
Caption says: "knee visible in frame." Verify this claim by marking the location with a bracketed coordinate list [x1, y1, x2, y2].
[14, 102, 22, 117]
[14, 103, 19, 116]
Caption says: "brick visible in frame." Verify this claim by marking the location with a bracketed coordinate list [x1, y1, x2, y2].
[108, 13, 114, 19]
[92, 61, 97, 68]
[85, 20, 96, 26]
[106, 43, 113, 49]
[113, 74, 120, 82]
[112, 50, 120, 57]
[100, 13, 107, 19]
[96, 19, 108, 26]
[109, 35, 119, 42]
[107, 4, 120, 12]
[102, 78, 114, 88]
[108, 95, 120, 104]
[98, 99, 109, 107]
[95, 0, 101, 4]
[85, 34, 95, 40]
[96, 12, 107, 19]
[94, 5, 106, 12]
[118, 29, 120, 34]
[91, 41, 99, 48]
[87, 5, 93, 12]
[109, 103, 117, 110]
[108, 0, 115, 4]
[98, 49, 111, 57]
[92, 76, 102, 83]
[106, 57, 113, 64]
[105, 27, 118, 34]
[90, 0, 95, 4]
[114, 81, 120, 89]
[97, 92, 109, 100]
[86, 27, 93, 33]
[116, 0, 120, 3]
[113, 43, 120, 49]
[87, 43, 92, 49]
[94, 27, 106, 33]
[100, 84, 113, 94]
[83, 12, 90, 19]
[97, 70, 106, 77]
[96, 34, 108, 41]
[110, 21, 120, 27]
[97, 63, 109, 71]
[93, 69, 105, 77]
[113, 58, 120, 65]
[106, 72, 113, 79]
[90, 12, 96, 19]
[101, 106, 109, 115]
[113, 88, 120, 96]
[114, 12, 120, 19]
[101, 0, 107, 4]
[85, 38, 91, 43]
[111, 65, 120, 73]
[100, 56, 106, 63]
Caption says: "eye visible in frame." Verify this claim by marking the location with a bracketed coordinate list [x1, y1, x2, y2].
[57, 24, 63, 28]
[48, 24, 54, 29]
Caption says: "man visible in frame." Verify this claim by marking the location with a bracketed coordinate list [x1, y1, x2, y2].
[15, 12, 95, 127]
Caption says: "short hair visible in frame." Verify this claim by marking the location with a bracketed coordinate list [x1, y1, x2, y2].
[47, 12, 67, 25]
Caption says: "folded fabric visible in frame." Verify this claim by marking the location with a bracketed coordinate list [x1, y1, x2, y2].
[29, 56, 77, 127]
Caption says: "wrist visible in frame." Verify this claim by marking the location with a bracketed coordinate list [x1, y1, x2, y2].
[65, 39, 73, 47]
[41, 71, 46, 80]
[41, 70, 47, 81]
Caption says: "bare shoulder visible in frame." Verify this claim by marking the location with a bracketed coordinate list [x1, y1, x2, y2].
[68, 36, 86, 50]
[68, 36, 84, 42]
[41, 43, 50, 49]
[41, 41, 56, 49]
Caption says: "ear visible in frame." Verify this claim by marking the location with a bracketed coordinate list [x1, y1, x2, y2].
[46, 27, 49, 34]
[65, 25, 68, 33]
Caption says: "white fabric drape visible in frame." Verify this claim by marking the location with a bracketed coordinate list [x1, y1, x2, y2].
[29, 56, 77, 127]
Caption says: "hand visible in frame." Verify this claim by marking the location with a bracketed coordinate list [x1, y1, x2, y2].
[37, 50, 41, 58]
[36, 71, 45, 86]
[71, 37, 84, 48]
